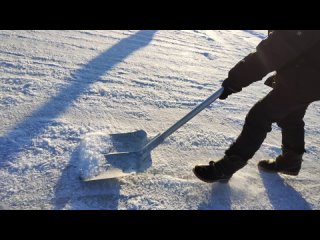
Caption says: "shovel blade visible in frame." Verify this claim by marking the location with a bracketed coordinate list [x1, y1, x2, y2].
[79, 130, 152, 181]
[83, 151, 151, 181]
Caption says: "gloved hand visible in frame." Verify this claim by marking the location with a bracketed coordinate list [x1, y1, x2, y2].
[219, 87, 235, 100]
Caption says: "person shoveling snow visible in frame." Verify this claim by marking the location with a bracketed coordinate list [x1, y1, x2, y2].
[194, 30, 320, 183]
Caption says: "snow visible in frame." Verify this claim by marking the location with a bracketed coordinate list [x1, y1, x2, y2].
[0, 30, 319, 210]
[78, 132, 115, 181]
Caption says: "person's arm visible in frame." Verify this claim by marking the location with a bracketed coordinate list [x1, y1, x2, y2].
[222, 30, 320, 93]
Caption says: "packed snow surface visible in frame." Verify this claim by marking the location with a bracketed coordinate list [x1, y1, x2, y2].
[0, 30, 319, 209]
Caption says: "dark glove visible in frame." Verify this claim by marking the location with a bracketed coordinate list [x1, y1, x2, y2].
[219, 87, 236, 100]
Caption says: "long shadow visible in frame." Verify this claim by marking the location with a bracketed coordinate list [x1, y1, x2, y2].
[259, 170, 312, 210]
[0, 30, 157, 167]
[52, 31, 157, 209]
[198, 183, 232, 210]
[0, 30, 157, 209]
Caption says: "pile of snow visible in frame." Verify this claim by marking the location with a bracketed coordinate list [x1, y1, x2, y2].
[78, 132, 114, 181]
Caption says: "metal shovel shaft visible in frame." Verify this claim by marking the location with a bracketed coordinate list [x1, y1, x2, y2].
[143, 87, 224, 153]
[81, 87, 224, 181]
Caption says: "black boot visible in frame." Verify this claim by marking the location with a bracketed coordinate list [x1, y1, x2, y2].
[193, 155, 247, 183]
[258, 148, 303, 176]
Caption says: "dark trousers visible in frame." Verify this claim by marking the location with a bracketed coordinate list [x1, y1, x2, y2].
[226, 87, 309, 160]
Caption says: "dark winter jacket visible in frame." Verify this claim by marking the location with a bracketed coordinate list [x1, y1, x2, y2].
[223, 30, 320, 103]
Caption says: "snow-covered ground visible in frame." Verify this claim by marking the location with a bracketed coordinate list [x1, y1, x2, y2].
[0, 30, 319, 210]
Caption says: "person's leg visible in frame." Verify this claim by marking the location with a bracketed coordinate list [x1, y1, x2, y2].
[258, 105, 309, 175]
[278, 105, 309, 154]
[194, 87, 308, 182]
[225, 89, 308, 160]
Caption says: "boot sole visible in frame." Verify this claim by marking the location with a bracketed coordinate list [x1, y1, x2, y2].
[192, 168, 231, 183]
[258, 165, 299, 176]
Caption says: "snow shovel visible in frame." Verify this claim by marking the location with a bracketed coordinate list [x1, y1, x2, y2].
[81, 87, 224, 181]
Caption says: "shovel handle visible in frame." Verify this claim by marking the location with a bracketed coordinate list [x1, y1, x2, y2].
[143, 87, 224, 152]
